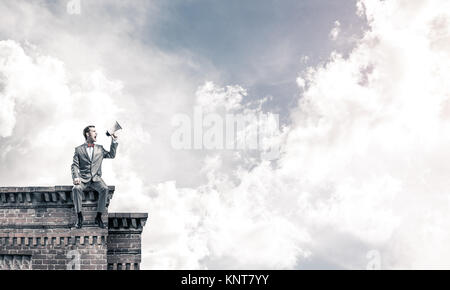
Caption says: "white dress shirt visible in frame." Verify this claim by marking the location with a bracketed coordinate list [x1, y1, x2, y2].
[86, 144, 94, 160]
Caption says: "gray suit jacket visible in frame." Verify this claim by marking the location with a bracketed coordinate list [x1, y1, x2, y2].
[71, 140, 118, 183]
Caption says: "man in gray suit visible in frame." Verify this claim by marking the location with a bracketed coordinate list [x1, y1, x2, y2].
[71, 125, 118, 229]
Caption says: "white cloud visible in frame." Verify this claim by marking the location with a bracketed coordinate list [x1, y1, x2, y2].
[284, 0, 450, 268]
[330, 20, 341, 40]
[139, 81, 307, 269]
[195, 81, 245, 113]
[141, 0, 450, 269]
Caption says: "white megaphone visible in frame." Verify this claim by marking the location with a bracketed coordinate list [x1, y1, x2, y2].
[106, 121, 122, 137]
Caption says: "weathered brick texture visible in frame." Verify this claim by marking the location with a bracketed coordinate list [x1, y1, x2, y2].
[107, 213, 147, 270]
[0, 186, 148, 270]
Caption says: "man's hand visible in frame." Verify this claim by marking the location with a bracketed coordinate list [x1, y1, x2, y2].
[111, 133, 118, 141]
[73, 178, 81, 185]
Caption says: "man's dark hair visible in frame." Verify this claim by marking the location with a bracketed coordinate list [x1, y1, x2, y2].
[83, 125, 95, 140]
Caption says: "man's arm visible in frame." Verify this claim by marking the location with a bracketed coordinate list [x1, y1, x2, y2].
[71, 148, 81, 184]
[103, 138, 118, 159]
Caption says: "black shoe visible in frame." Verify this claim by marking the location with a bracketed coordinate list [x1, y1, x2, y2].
[95, 215, 105, 229]
[75, 214, 83, 229]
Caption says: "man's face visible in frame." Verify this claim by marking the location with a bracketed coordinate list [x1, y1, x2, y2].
[86, 127, 97, 143]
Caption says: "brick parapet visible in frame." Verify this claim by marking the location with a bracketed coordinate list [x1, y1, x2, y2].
[0, 186, 148, 270]
[107, 213, 148, 270]
[0, 186, 114, 207]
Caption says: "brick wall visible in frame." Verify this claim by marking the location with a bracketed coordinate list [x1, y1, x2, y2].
[0, 186, 114, 227]
[0, 186, 148, 270]
[0, 228, 107, 270]
[107, 213, 147, 270]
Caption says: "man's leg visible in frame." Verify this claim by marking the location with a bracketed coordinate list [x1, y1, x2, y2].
[72, 182, 88, 213]
[90, 179, 109, 228]
[90, 179, 108, 213]
[72, 182, 88, 228]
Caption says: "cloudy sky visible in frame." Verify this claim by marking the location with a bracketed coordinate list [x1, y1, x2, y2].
[1, 0, 450, 269]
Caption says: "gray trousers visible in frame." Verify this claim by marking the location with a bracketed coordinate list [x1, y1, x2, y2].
[72, 179, 108, 213]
